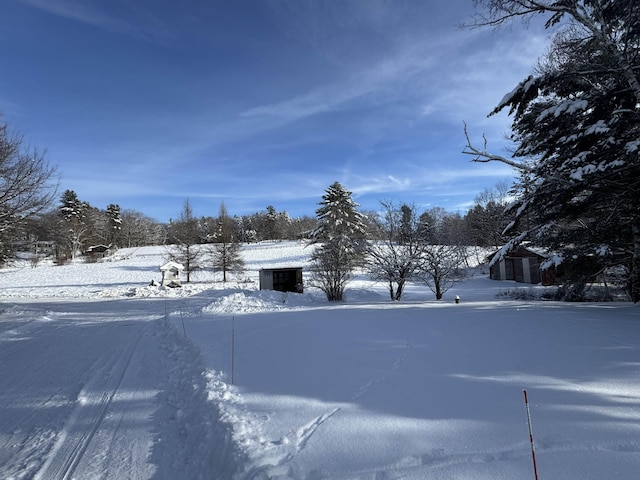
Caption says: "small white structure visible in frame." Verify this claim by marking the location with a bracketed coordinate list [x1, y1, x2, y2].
[159, 261, 184, 287]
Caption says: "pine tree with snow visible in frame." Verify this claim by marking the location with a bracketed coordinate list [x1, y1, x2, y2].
[468, 1, 640, 301]
[58, 190, 90, 260]
[105, 203, 122, 247]
[309, 182, 368, 301]
[59, 190, 85, 223]
[264, 205, 279, 240]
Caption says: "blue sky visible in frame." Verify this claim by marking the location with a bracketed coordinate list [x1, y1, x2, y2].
[1, 0, 549, 222]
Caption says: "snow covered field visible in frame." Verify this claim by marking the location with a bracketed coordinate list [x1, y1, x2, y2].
[1, 242, 639, 479]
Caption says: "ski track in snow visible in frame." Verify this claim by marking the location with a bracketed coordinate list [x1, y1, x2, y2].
[33, 322, 149, 480]
[0, 305, 158, 480]
[0, 302, 248, 480]
[353, 342, 411, 401]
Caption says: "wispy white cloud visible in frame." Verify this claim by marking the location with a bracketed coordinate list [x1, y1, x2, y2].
[239, 45, 435, 124]
[420, 33, 547, 117]
[236, 21, 545, 153]
[16, 0, 130, 31]
[14, 0, 168, 42]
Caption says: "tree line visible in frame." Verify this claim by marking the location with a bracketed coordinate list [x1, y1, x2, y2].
[1, 113, 510, 267]
[308, 182, 502, 302]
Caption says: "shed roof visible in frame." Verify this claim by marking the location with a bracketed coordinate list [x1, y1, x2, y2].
[159, 261, 184, 271]
[488, 245, 548, 262]
[87, 244, 110, 252]
[259, 266, 304, 272]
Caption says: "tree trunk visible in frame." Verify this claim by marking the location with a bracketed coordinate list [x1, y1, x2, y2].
[394, 280, 405, 301]
[388, 281, 395, 301]
[435, 278, 443, 300]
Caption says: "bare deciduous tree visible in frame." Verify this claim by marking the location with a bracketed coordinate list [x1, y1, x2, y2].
[0, 116, 58, 264]
[208, 202, 245, 282]
[416, 244, 467, 300]
[168, 199, 204, 283]
[366, 202, 424, 301]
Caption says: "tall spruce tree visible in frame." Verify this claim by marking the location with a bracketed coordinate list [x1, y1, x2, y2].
[309, 182, 368, 301]
[58, 190, 89, 260]
[105, 204, 122, 247]
[468, 0, 640, 301]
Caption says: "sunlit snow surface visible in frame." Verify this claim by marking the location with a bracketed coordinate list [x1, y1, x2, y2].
[1, 242, 639, 479]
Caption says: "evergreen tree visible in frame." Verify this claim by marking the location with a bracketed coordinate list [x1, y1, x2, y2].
[58, 190, 89, 260]
[469, 0, 640, 301]
[59, 190, 84, 223]
[465, 182, 512, 248]
[105, 204, 122, 247]
[399, 204, 414, 245]
[309, 182, 368, 301]
[265, 205, 279, 240]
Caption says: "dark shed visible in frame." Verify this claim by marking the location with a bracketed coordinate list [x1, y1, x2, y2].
[489, 246, 555, 285]
[259, 267, 304, 293]
[86, 244, 111, 259]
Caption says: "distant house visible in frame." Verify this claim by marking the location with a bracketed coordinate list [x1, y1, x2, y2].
[160, 261, 184, 287]
[12, 236, 55, 255]
[259, 267, 304, 293]
[34, 240, 56, 255]
[489, 246, 555, 285]
[86, 244, 112, 258]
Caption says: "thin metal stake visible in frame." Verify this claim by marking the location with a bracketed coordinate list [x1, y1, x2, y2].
[231, 316, 236, 385]
[180, 304, 187, 338]
[523, 389, 539, 480]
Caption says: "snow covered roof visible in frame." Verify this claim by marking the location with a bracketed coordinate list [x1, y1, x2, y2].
[259, 266, 304, 271]
[159, 261, 184, 271]
[86, 244, 111, 252]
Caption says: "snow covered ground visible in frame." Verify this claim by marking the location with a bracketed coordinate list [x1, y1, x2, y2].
[1, 242, 639, 479]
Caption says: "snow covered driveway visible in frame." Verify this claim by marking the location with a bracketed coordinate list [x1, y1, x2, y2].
[0, 300, 165, 480]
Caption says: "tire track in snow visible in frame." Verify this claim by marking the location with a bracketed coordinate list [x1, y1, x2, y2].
[33, 322, 149, 480]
